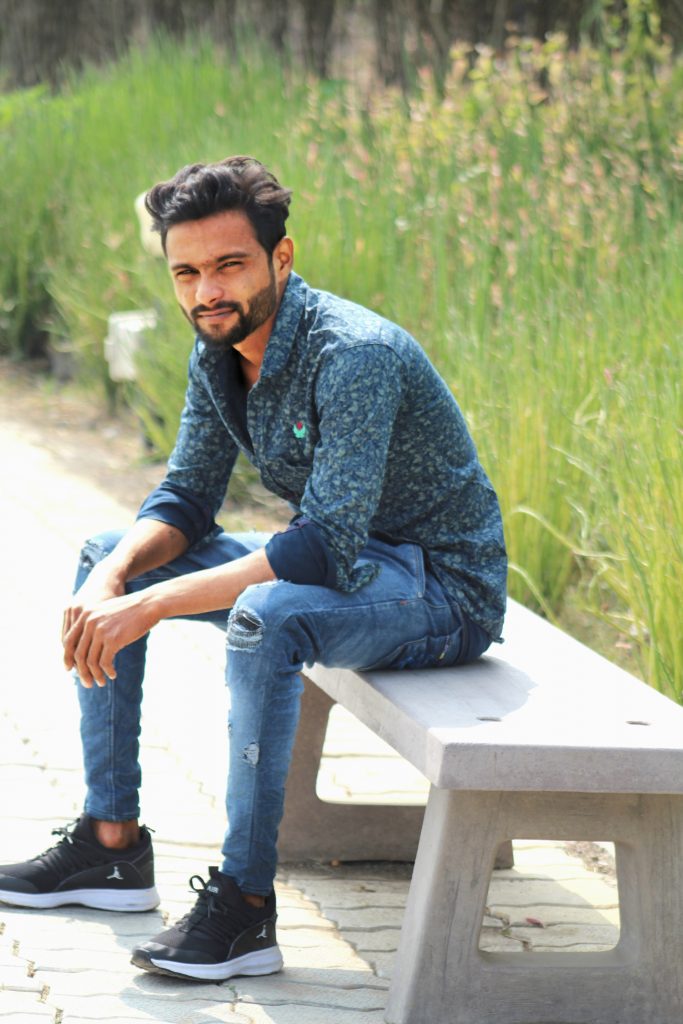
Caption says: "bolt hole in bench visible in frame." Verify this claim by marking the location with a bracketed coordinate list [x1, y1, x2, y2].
[280, 598, 683, 1024]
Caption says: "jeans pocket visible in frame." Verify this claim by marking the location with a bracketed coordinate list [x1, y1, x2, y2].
[361, 538, 427, 601]
[361, 630, 462, 672]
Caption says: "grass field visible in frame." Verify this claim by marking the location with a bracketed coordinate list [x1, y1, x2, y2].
[1, 32, 681, 696]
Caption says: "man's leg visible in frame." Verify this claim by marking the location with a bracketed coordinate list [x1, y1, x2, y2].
[132, 537, 488, 980]
[0, 527, 268, 911]
[76, 528, 268, 838]
[221, 537, 486, 895]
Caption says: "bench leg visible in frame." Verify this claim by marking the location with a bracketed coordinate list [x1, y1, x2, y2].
[278, 673, 425, 860]
[385, 788, 683, 1024]
[279, 676, 513, 866]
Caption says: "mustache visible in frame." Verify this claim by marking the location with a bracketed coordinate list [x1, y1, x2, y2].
[191, 301, 243, 318]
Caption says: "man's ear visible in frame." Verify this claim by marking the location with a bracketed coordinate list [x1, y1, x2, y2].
[273, 235, 294, 278]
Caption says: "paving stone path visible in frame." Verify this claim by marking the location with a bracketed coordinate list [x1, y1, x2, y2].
[0, 401, 619, 1023]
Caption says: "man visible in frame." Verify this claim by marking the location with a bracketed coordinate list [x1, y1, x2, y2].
[0, 156, 506, 981]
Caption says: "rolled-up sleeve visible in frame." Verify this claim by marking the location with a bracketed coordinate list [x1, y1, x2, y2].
[136, 344, 238, 546]
[265, 516, 337, 586]
[299, 343, 403, 591]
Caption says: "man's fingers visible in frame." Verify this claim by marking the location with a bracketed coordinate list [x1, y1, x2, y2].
[100, 645, 117, 682]
[63, 623, 77, 670]
[63, 618, 85, 672]
[86, 635, 108, 688]
[66, 595, 140, 686]
[62, 603, 85, 668]
[62, 607, 77, 649]
[75, 666, 94, 688]
[74, 619, 116, 688]
[73, 621, 96, 688]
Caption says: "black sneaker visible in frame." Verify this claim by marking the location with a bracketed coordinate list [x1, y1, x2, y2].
[131, 867, 283, 981]
[0, 815, 159, 911]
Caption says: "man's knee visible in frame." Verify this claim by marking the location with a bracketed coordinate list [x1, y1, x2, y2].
[226, 580, 295, 653]
[78, 529, 125, 574]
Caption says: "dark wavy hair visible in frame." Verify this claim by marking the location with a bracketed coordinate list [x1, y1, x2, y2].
[145, 156, 292, 255]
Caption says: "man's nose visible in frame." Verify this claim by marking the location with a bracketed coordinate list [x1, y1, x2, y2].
[195, 273, 224, 306]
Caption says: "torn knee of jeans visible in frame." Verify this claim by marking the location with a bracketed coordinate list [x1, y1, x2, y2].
[227, 607, 264, 652]
[79, 538, 109, 572]
[242, 741, 260, 766]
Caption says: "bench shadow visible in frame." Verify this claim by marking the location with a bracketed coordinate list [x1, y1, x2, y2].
[364, 652, 538, 736]
[0, 843, 622, 1023]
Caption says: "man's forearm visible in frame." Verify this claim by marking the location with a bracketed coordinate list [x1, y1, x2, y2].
[97, 519, 190, 586]
[142, 548, 276, 620]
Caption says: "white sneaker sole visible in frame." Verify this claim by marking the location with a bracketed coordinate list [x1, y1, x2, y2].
[0, 886, 160, 911]
[150, 945, 284, 980]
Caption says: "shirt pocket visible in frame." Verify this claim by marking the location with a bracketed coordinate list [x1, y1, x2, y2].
[260, 410, 317, 480]
[262, 455, 312, 501]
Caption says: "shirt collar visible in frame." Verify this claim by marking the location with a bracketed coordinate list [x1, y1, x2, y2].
[259, 271, 306, 380]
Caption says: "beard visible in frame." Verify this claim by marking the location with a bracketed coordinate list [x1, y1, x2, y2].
[189, 265, 277, 350]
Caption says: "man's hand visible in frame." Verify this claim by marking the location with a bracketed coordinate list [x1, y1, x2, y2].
[61, 521, 190, 687]
[61, 542, 276, 688]
[63, 559, 124, 641]
[62, 557, 145, 688]
[63, 589, 161, 689]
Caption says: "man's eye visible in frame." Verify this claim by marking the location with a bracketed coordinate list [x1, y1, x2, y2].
[219, 261, 241, 270]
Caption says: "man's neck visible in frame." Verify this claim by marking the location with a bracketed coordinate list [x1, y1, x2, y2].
[239, 354, 261, 390]
[234, 322, 270, 390]
[232, 269, 290, 388]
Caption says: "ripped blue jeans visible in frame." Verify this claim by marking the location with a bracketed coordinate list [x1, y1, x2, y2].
[75, 529, 491, 894]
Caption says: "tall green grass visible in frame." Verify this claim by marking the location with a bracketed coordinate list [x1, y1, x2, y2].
[0, 33, 681, 696]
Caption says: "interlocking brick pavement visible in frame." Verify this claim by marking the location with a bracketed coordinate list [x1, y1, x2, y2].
[0, 406, 619, 1023]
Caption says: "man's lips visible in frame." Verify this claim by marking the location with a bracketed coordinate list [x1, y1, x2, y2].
[198, 308, 235, 319]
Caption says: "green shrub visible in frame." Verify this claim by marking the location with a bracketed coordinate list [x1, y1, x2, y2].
[1, 32, 681, 695]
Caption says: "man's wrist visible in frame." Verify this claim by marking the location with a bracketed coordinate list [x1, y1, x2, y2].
[95, 557, 130, 591]
[142, 581, 180, 622]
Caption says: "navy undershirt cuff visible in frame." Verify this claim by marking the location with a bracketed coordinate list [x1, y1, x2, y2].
[265, 518, 338, 588]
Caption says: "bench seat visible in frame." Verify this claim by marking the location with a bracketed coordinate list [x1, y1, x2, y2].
[281, 599, 683, 1024]
[305, 598, 683, 794]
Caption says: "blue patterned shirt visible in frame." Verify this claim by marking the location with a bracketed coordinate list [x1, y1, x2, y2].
[138, 272, 507, 639]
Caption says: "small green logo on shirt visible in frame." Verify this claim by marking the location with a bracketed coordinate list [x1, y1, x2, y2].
[293, 420, 307, 439]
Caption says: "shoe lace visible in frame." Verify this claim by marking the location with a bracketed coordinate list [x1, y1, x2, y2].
[177, 874, 250, 943]
[33, 821, 103, 874]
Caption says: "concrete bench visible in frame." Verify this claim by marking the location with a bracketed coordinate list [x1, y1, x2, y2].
[281, 598, 683, 1024]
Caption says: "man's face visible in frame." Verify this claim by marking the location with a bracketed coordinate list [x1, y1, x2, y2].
[166, 210, 284, 350]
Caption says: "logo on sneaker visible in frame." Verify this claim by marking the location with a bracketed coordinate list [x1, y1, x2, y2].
[256, 924, 268, 940]
[207, 885, 220, 894]
[107, 866, 124, 881]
